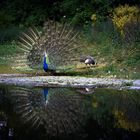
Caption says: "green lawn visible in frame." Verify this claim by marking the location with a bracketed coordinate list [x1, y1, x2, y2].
[0, 25, 140, 79]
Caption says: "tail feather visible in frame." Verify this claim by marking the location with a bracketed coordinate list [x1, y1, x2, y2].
[13, 19, 87, 71]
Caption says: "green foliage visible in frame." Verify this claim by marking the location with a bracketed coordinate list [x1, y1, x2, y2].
[59, 0, 94, 26]
[81, 19, 140, 79]
[0, 0, 49, 27]
[0, 11, 15, 27]
[112, 4, 140, 36]
[0, 0, 139, 78]
[124, 18, 140, 43]
[124, 55, 140, 67]
[0, 1, 117, 27]
[0, 26, 21, 43]
[0, 0, 139, 27]
[0, 42, 17, 56]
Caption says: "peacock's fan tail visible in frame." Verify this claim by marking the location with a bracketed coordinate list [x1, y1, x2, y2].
[12, 20, 86, 72]
[10, 87, 87, 137]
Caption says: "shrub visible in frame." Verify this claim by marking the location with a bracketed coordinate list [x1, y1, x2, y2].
[112, 4, 139, 36]
[0, 11, 15, 27]
[0, 26, 20, 43]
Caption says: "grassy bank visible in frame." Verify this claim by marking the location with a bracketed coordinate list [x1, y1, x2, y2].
[0, 23, 139, 79]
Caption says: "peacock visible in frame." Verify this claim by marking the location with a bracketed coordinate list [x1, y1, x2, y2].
[13, 20, 86, 73]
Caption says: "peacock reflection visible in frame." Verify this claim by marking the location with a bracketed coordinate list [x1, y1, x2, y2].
[1, 86, 140, 139]
[10, 87, 90, 137]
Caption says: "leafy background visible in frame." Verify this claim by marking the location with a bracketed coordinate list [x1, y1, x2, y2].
[0, 0, 140, 78]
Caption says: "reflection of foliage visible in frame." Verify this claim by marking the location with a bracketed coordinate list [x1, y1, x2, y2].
[112, 91, 140, 131]
[91, 89, 140, 132]
[114, 110, 140, 131]
[1, 85, 140, 139]
[0, 111, 7, 121]
[11, 87, 88, 138]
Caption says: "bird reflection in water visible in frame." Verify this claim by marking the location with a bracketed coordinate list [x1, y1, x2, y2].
[11, 87, 90, 138]
[76, 87, 95, 95]
[43, 88, 49, 105]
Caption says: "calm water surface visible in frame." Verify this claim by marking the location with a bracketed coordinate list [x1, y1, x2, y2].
[0, 85, 140, 140]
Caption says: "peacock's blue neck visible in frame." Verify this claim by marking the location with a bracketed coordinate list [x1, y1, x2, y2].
[43, 56, 48, 72]
[44, 88, 48, 101]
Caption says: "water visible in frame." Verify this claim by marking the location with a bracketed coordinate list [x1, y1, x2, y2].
[0, 85, 140, 140]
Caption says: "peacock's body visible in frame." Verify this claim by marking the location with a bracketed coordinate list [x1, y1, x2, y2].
[43, 52, 49, 72]
[13, 20, 85, 72]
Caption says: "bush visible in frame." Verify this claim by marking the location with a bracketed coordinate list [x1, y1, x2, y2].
[0, 26, 21, 43]
[0, 11, 15, 27]
[112, 4, 139, 36]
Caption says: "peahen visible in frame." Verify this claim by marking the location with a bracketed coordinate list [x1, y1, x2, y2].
[13, 20, 85, 73]
[80, 55, 97, 66]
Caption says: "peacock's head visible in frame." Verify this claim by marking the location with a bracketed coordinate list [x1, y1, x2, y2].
[44, 51, 48, 58]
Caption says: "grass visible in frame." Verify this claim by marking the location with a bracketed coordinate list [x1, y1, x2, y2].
[60, 64, 139, 79]
[0, 65, 18, 74]
[0, 22, 140, 79]
[80, 21, 140, 79]
[0, 42, 17, 57]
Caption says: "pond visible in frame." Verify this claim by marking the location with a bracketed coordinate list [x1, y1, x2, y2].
[0, 85, 140, 140]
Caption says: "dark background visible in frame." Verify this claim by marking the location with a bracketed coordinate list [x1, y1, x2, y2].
[0, 0, 140, 27]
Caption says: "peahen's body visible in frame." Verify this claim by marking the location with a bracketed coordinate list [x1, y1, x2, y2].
[80, 55, 97, 66]
[13, 20, 85, 72]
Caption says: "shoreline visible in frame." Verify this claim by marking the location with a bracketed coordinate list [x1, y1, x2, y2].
[0, 74, 140, 89]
